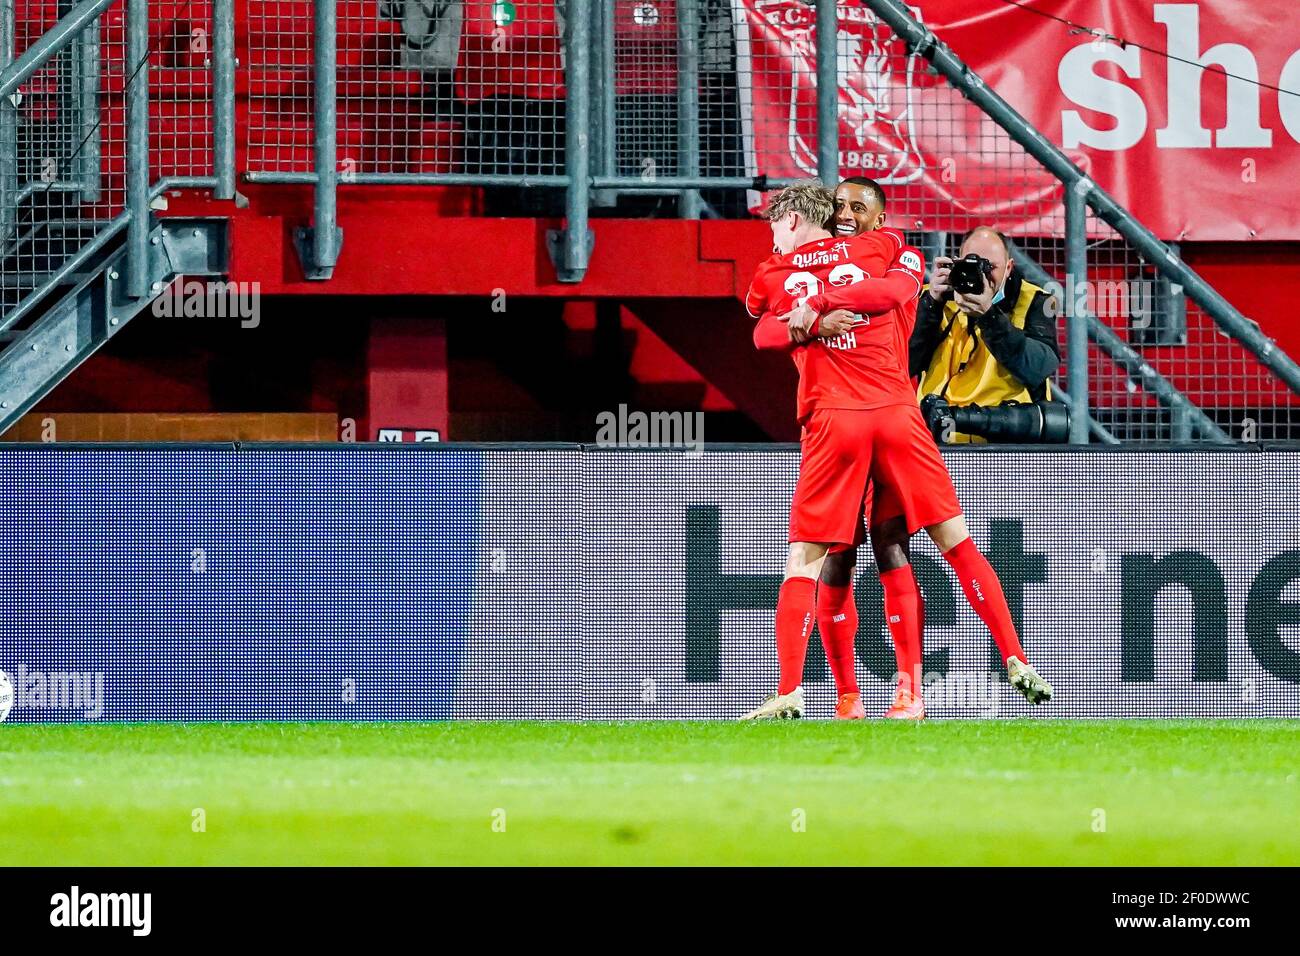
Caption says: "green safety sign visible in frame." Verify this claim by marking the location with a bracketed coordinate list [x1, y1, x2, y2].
[492, 1, 516, 26]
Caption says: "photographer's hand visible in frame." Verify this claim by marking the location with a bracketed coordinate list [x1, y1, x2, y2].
[929, 256, 954, 301]
[954, 273, 996, 318]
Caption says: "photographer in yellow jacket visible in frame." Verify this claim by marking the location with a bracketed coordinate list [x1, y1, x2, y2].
[911, 227, 1062, 443]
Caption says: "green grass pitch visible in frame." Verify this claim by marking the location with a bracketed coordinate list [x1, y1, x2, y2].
[2, 720, 1297, 866]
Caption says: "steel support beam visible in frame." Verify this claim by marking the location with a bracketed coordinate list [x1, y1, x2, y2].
[212, 0, 236, 200]
[551, 0, 592, 282]
[125, 0, 149, 299]
[295, 0, 342, 280]
[815, 0, 838, 186]
[1065, 182, 1090, 444]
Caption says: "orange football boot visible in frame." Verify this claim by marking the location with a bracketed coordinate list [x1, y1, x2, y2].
[835, 692, 865, 720]
[883, 684, 926, 720]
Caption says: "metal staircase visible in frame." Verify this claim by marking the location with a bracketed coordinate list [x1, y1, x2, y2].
[0, 0, 234, 436]
[0, 214, 227, 432]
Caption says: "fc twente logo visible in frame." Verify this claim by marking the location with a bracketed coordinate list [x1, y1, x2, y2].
[759, 1, 926, 184]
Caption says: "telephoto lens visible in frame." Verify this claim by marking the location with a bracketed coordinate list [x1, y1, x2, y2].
[922, 395, 1071, 443]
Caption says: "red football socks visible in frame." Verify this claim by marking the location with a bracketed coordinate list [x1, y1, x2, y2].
[775, 576, 818, 695]
[942, 536, 1026, 665]
[880, 566, 924, 694]
[815, 582, 860, 696]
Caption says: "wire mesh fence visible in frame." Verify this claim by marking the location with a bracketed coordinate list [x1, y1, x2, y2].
[1, 1, 128, 324]
[246, 1, 568, 186]
[147, 0, 214, 182]
[611, 1, 679, 182]
[1068, 217, 1298, 444]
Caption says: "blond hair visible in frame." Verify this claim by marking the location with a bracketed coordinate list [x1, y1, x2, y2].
[764, 180, 835, 227]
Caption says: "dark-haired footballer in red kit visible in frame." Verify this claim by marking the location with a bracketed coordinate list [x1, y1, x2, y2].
[740, 187, 1053, 720]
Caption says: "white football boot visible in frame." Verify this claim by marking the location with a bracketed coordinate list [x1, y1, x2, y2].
[739, 686, 806, 720]
[1007, 656, 1053, 704]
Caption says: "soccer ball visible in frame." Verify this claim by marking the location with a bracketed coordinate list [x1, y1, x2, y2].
[0, 670, 13, 723]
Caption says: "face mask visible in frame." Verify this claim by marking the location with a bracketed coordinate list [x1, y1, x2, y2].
[990, 273, 1008, 307]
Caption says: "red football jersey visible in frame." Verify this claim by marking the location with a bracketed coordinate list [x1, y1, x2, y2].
[746, 229, 925, 423]
[874, 227, 925, 339]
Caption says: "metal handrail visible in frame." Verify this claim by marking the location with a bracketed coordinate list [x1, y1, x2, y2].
[0, 0, 116, 101]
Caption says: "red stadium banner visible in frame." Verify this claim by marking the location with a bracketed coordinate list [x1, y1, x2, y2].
[733, 0, 1300, 240]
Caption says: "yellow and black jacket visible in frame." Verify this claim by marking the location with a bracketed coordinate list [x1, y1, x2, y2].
[910, 269, 1061, 442]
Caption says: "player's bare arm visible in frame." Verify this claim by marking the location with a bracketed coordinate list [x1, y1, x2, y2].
[813, 309, 857, 337]
[754, 306, 855, 347]
[784, 303, 856, 340]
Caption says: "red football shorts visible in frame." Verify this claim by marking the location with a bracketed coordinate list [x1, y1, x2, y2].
[788, 404, 963, 547]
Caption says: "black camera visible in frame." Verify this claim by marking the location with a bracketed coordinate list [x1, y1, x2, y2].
[947, 254, 995, 295]
[920, 393, 1071, 444]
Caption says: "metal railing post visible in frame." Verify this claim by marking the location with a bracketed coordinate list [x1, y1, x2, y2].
[815, 0, 838, 185]
[600, 0, 615, 178]
[0, 0, 15, 243]
[1170, 402, 1192, 442]
[1052, 385, 1120, 444]
[77, 7, 100, 202]
[590, 0, 608, 175]
[1065, 183, 1090, 444]
[212, 0, 236, 200]
[307, 0, 340, 278]
[125, 0, 149, 299]
[677, 0, 701, 218]
[557, 0, 591, 281]
[59, 0, 100, 203]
